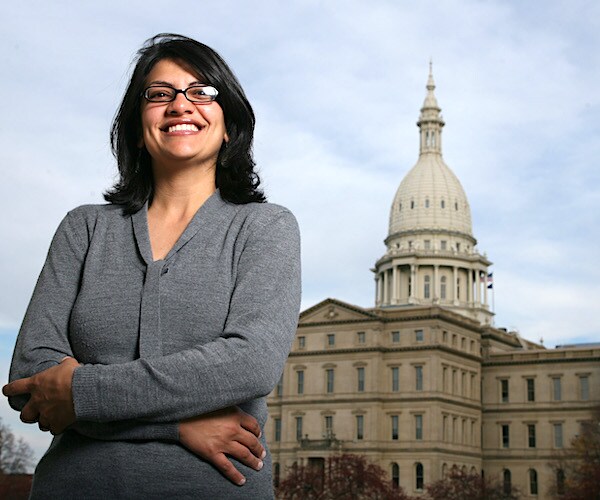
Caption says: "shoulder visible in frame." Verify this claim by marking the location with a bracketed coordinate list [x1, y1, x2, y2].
[56, 203, 126, 246]
[229, 201, 300, 241]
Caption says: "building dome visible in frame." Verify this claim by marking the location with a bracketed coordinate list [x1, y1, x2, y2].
[388, 65, 473, 240]
[388, 154, 473, 237]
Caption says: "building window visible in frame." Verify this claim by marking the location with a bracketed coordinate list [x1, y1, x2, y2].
[297, 370, 304, 395]
[440, 276, 447, 299]
[456, 278, 461, 299]
[415, 366, 423, 391]
[391, 415, 399, 440]
[526, 378, 535, 402]
[411, 200, 415, 209]
[442, 415, 448, 441]
[461, 337, 466, 350]
[424, 275, 431, 299]
[415, 329, 424, 342]
[580, 375, 590, 401]
[424, 239, 431, 250]
[415, 463, 424, 490]
[391, 331, 400, 343]
[556, 469, 565, 495]
[503, 469, 511, 495]
[456, 242, 461, 252]
[274, 462, 280, 488]
[502, 424, 510, 448]
[274, 418, 281, 442]
[552, 377, 562, 401]
[356, 415, 364, 440]
[443, 330, 448, 343]
[528, 424, 536, 448]
[295, 416, 303, 441]
[298, 336, 305, 349]
[392, 367, 400, 392]
[327, 334, 335, 347]
[529, 469, 538, 495]
[441, 200, 446, 209]
[455, 201, 459, 211]
[425, 199, 430, 208]
[357, 331, 366, 344]
[326, 369, 334, 393]
[276, 376, 283, 397]
[500, 379, 509, 403]
[391, 463, 400, 488]
[415, 414, 423, 440]
[554, 423, 563, 448]
[357, 367, 365, 392]
[324, 415, 333, 437]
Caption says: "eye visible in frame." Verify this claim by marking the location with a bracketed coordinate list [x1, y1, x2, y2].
[145, 86, 175, 101]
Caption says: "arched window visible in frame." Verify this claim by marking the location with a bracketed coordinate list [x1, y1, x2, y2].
[415, 463, 424, 490]
[391, 463, 400, 488]
[424, 275, 431, 299]
[440, 276, 447, 300]
[503, 469, 512, 495]
[556, 469, 565, 495]
[425, 198, 430, 208]
[441, 199, 445, 209]
[529, 469, 538, 495]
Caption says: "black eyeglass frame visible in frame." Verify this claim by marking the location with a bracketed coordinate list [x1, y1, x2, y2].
[142, 85, 219, 104]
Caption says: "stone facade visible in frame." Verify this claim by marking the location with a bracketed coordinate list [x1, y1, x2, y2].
[266, 67, 600, 498]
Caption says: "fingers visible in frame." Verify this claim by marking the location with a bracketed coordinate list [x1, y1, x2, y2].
[236, 428, 266, 461]
[20, 401, 40, 424]
[2, 377, 32, 397]
[227, 441, 264, 472]
[239, 411, 261, 438]
[211, 452, 248, 486]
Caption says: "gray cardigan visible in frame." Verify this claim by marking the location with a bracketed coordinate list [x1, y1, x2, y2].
[8, 191, 301, 499]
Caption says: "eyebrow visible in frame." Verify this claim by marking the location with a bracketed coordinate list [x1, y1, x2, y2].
[146, 80, 206, 87]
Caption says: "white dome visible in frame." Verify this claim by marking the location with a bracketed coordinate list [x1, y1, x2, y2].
[388, 154, 473, 237]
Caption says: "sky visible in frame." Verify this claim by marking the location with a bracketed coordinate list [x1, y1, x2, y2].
[1, 0, 599, 465]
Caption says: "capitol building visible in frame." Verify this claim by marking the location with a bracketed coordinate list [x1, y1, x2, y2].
[265, 67, 600, 498]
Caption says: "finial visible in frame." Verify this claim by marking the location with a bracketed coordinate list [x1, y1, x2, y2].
[427, 59, 435, 90]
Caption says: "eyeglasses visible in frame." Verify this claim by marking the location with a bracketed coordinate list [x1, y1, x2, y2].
[142, 85, 219, 104]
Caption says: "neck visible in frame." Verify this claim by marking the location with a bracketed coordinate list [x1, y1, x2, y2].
[150, 163, 216, 218]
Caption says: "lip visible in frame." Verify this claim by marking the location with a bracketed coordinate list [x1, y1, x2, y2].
[160, 119, 205, 133]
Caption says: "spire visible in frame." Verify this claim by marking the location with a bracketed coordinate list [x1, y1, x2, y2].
[418, 61, 445, 155]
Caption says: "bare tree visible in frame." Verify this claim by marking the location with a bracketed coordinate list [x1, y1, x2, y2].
[425, 468, 520, 500]
[550, 406, 600, 499]
[0, 418, 35, 474]
[276, 453, 412, 499]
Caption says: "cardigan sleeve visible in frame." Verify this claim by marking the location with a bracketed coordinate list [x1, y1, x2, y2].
[8, 208, 178, 441]
[72, 208, 301, 423]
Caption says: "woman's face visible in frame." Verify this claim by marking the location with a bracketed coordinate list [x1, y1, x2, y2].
[139, 58, 228, 172]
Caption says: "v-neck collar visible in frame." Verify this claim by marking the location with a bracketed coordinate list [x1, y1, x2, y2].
[131, 189, 229, 265]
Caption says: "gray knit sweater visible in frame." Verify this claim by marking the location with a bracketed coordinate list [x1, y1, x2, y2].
[8, 191, 301, 499]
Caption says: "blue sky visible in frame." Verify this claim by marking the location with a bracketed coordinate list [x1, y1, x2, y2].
[1, 0, 599, 464]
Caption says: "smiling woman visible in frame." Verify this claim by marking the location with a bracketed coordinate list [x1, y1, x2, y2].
[3, 33, 301, 499]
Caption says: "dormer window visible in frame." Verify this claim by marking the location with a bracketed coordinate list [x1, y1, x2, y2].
[455, 201, 458, 210]
[441, 200, 445, 208]
[425, 198, 430, 208]
[411, 200, 415, 209]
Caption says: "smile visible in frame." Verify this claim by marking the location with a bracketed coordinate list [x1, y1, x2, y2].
[166, 123, 200, 133]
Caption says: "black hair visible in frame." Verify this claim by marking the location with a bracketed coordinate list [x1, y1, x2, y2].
[104, 33, 265, 213]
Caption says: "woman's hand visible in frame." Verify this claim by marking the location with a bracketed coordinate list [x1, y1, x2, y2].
[2, 357, 79, 435]
[179, 406, 266, 486]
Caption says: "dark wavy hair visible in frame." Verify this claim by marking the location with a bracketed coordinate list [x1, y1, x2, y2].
[104, 33, 265, 213]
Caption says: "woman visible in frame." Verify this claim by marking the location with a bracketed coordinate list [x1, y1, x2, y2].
[3, 33, 301, 499]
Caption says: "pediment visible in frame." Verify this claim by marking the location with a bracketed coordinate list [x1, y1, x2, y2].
[299, 298, 379, 325]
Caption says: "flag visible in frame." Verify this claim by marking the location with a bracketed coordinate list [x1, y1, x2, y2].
[487, 272, 493, 289]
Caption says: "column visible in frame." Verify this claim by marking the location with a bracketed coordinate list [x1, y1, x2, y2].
[483, 269, 489, 307]
[392, 265, 400, 304]
[453, 266, 458, 305]
[409, 264, 417, 303]
[383, 269, 389, 305]
[475, 269, 481, 305]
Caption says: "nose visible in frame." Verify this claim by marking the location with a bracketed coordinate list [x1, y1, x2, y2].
[166, 92, 194, 114]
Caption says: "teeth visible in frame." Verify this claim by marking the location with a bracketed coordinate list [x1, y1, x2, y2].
[168, 123, 199, 133]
